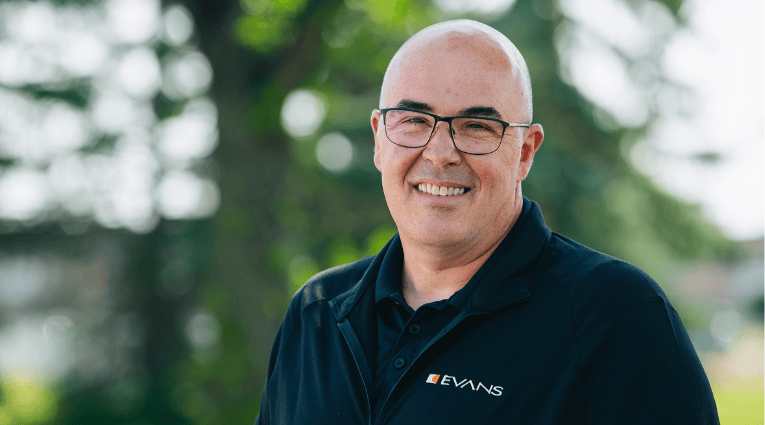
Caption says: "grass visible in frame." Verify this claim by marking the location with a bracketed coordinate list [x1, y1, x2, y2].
[713, 384, 764, 425]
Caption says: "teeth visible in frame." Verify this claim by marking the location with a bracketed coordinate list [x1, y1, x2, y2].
[416, 184, 466, 196]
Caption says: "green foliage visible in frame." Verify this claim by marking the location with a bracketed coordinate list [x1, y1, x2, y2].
[19, 82, 91, 110]
[236, 15, 294, 53]
[236, 0, 310, 52]
[0, 376, 59, 425]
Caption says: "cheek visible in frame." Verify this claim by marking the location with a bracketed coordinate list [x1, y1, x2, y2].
[469, 153, 521, 196]
[380, 146, 419, 181]
[473, 158, 510, 185]
[496, 145, 523, 183]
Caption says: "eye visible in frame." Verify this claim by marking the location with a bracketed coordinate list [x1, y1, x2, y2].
[397, 114, 432, 127]
[465, 121, 490, 130]
[459, 120, 494, 132]
[386, 110, 433, 128]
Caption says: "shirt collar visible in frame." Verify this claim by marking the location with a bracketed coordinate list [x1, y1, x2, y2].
[373, 198, 546, 312]
[374, 234, 404, 304]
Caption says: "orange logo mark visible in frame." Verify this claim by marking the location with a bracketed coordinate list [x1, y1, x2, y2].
[426, 374, 441, 384]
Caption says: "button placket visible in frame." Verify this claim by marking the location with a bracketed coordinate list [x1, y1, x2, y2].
[388, 314, 427, 378]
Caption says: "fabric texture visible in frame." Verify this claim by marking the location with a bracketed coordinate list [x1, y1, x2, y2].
[255, 198, 719, 425]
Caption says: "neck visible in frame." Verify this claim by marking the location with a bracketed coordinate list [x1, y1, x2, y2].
[400, 201, 523, 310]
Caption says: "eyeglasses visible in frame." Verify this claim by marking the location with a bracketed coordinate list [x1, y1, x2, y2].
[380, 107, 530, 155]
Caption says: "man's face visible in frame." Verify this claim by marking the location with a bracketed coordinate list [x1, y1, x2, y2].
[371, 33, 543, 255]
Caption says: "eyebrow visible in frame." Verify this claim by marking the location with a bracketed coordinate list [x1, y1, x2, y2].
[457, 106, 503, 120]
[396, 99, 434, 112]
[394, 100, 503, 120]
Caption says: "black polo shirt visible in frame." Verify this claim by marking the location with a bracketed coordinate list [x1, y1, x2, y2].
[372, 201, 532, 420]
[256, 198, 719, 424]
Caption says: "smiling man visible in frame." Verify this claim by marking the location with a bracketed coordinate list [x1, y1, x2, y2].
[255, 20, 719, 424]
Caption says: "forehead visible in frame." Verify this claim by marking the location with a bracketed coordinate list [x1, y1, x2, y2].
[382, 32, 523, 118]
[414, 31, 513, 67]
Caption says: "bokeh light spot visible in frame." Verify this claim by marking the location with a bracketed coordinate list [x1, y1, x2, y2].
[280, 89, 327, 138]
[12, 2, 56, 44]
[60, 32, 109, 77]
[185, 310, 220, 350]
[43, 103, 89, 152]
[91, 91, 136, 134]
[162, 51, 213, 99]
[315, 132, 354, 173]
[116, 48, 162, 99]
[158, 99, 219, 162]
[163, 4, 194, 46]
[0, 168, 51, 221]
[157, 170, 220, 219]
[106, 0, 160, 44]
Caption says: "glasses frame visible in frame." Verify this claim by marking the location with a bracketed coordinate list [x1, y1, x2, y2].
[379, 107, 530, 155]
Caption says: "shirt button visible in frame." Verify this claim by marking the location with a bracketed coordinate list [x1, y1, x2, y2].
[393, 357, 406, 369]
[409, 324, 421, 334]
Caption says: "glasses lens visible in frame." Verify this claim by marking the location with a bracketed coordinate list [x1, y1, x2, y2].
[384, 110, 435, 147]
[452, 117, 504, 154]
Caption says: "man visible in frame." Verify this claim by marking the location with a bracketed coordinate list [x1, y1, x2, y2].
[256, 20, 719, 424]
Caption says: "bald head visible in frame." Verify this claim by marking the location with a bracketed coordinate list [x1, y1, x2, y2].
[380, 20, 533, 122]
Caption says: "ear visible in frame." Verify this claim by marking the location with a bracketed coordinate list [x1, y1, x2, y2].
[371, 110, 384, 172]
[517, 123, 543, 181]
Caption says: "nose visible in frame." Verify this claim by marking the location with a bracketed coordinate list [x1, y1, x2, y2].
[422, 120, 461, 167]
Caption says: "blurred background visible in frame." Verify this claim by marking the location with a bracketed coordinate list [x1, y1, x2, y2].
[0, 0, 761, 423]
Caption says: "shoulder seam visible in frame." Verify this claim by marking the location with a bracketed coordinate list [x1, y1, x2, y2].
[295, 255, 376, 309]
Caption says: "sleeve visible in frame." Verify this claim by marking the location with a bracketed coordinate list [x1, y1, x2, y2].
[576, 299, 720, 424]
[254, 322, 284, 425]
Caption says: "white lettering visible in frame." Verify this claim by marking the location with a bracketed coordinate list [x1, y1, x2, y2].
[430, 374, 503, 397]
[477, 382, 492, 394]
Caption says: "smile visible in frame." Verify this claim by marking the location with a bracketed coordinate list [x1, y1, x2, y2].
[416, 183, 467, 197]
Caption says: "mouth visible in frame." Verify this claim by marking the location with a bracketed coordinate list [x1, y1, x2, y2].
[415, 183, 470, 197]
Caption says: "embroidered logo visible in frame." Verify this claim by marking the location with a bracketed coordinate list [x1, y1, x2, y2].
[425, 373, 503, 396]
[426, 374, 441, 384]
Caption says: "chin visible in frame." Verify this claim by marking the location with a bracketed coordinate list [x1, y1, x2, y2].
[405, 224, 470, 249]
